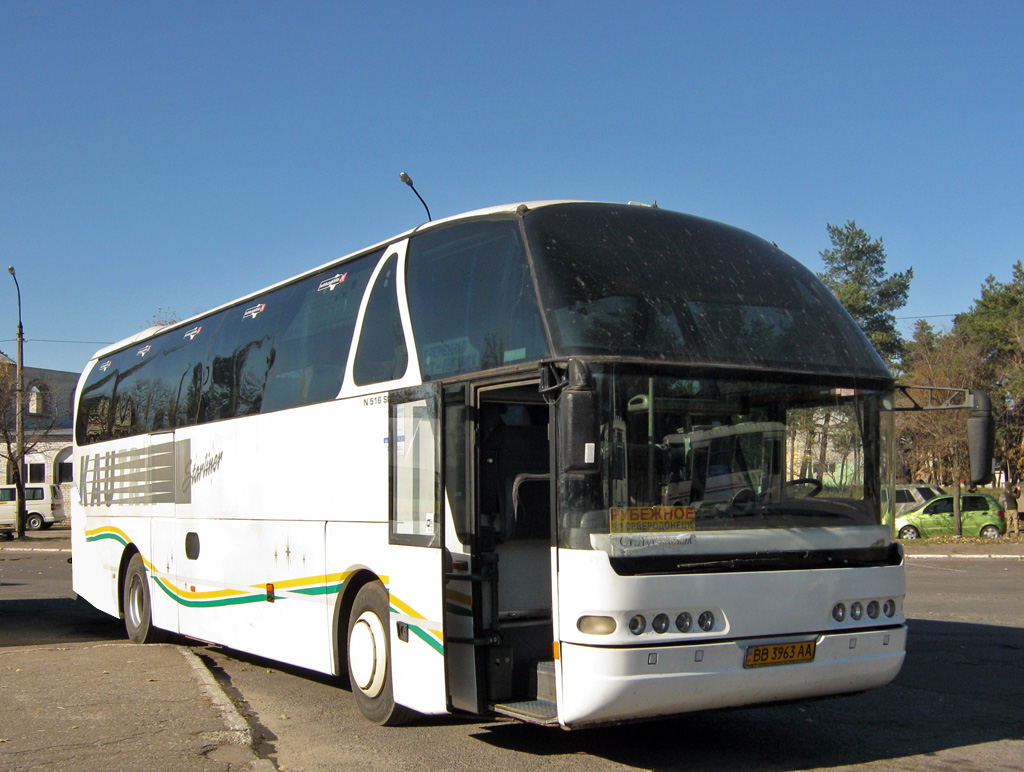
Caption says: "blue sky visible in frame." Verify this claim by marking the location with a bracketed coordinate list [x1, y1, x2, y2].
[2, 1, 1022, 374]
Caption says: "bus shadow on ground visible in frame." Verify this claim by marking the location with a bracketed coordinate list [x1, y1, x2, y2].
[0, 597, 124, 648]
[474, 619, 1024, 771]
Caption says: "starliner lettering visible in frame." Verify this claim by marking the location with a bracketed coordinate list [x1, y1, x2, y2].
[615, 532, 696, 549]
[185, 450, 224, 493]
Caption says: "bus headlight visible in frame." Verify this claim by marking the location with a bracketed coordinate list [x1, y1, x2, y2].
[577, 615, 616, 635]
[850, 602, 864, 621]
[698, 611, 715, 632]
[866, 600, 880, 619]
[652, 613, 670, 634]
[675, 612, 692, 632]
[883, 599, 897, 618]
[628, 615, 647, 635]
[832, 603, 847, 622]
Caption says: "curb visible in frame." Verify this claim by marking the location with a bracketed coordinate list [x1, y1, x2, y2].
[177, 646, 277, 772]
[178, 646, 255, 748]
[905, 553, 1024, 560]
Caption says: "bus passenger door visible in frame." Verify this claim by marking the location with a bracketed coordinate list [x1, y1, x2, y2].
[439, 385, 487, 715]
[386, 385, 448, 716]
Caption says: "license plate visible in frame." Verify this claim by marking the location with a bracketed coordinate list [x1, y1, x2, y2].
[743, 640, 816, 668]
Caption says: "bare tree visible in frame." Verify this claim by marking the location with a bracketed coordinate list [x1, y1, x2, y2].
[899, 322, 986, 487]
[146, 307, 180, 328]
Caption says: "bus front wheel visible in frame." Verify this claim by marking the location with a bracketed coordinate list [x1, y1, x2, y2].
[123, 553, 168, 644]
[347, 581, 415, 725]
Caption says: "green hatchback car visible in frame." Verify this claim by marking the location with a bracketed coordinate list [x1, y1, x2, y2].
[896, 493, 1006, 540]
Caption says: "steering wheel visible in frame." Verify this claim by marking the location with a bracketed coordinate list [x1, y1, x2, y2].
[785, 477, 823, 497]
[728, 487, 758, 513]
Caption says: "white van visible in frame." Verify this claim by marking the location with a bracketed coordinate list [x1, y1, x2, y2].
[0, 484, 66, 533]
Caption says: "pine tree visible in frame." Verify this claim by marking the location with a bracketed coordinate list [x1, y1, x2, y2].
[818, 221, 913, 369]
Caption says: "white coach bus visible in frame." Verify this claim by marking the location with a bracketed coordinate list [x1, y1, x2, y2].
[72, 201, 990, 728]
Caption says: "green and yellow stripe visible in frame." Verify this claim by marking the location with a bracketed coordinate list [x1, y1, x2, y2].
[84, 529, 444, 655]
[390, 591, 445, 655]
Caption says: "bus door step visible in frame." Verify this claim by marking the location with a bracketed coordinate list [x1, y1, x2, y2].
[493, 699, 558, 725]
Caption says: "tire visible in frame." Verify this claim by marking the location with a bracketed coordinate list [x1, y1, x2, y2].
[346, 581, 416, 726]
[25, 513, 44, 531]
[898, 525, 920, 540]
[979, 524, 1001, 539]
[122, 553, 168, 644]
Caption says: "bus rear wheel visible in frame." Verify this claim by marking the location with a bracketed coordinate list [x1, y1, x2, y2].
[347, 581, 415, 726]
[123, 553, 167, 644]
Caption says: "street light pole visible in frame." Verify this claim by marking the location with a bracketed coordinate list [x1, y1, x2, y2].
[7, 266, 25, 538]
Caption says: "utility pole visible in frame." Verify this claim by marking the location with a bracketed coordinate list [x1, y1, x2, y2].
[8, 266, 26, 538]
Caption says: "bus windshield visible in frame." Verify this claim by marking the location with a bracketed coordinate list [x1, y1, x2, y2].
[523, 203, 890, 380]
[560, 367, 896, 565]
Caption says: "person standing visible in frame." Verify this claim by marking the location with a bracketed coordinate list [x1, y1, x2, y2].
[1009, 486, 1020, 536]
[1001, 484, 1020, 536]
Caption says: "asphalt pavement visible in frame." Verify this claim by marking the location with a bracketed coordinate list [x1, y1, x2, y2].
[0, 528, 272, 772]
[1, 527, 1021, 772]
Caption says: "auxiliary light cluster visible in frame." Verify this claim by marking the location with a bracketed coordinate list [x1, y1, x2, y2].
[831, 598, 898, 624]
[577, 609, 719, 636]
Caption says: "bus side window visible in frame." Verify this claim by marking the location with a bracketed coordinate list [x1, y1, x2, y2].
[261, 251, 379, 411]
[405, 219, 548, 381]
[76, 358, 120, 445]
[353, 254, 409, 386]
[199, 285, 299, 423]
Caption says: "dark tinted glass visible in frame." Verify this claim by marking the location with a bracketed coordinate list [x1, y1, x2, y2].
[199, 286, 298, 423]
[962, 495, 989, 512]
[406, 219, 549, 380]
[523, 203, 890, 380]
[141, 316, 225, 432]
[77, 251, 380, 444]
[261, 251, 379, 411]
[76, 356, 120, 445]
[353, 254, 409, 386]
[80, 323, 217, 442]
[110, 338, 170, 437]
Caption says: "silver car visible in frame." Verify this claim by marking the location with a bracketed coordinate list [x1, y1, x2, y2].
[893, 483, 946, 516]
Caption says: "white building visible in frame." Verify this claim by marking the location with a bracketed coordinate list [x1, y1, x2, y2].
[0, 350, 77, 506]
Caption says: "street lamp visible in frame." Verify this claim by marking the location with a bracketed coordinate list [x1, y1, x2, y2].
[7, 266, 25, 537]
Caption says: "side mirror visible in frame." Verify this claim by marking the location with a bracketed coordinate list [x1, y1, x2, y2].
[558, 360, 600, 474]
[967, 390, 994, 485]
